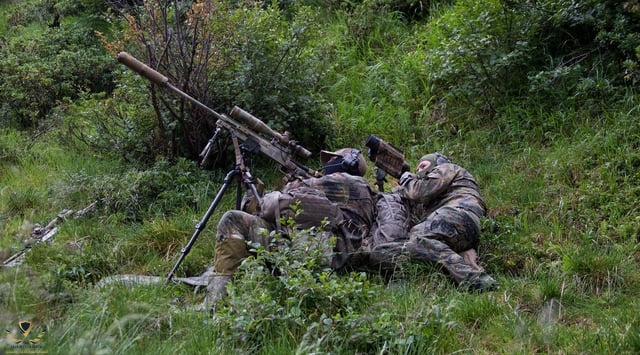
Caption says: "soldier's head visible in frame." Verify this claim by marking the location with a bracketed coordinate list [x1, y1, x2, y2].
[417, 152, 451, 175]
[320, 148, 367, 176]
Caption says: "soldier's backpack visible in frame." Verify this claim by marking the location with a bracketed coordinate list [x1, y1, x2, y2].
[259, 186, 344, 232]
[259, 185, 352, 270]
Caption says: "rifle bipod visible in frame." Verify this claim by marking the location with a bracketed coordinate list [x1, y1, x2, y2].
[164, 155, 262, 285]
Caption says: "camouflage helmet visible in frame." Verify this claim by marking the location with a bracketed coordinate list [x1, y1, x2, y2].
[320, 147, 368, 176]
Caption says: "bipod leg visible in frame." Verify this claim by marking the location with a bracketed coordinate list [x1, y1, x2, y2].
[164, 168, 240, 285]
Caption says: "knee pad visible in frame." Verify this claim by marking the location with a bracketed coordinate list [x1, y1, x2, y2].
[446, 253, 464, 264]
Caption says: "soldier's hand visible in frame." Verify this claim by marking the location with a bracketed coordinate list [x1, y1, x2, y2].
[399, 171, 417, 185]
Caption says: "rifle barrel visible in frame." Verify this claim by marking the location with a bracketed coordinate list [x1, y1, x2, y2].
[117, 51, 223, 121]
[117, 52, 169, 86]
[117, 52, 317, 172]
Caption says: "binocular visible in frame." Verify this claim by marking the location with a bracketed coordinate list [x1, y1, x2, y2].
[365, 135, 410, 178]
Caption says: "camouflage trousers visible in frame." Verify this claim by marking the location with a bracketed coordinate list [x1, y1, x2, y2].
[367, 237, 485, 284]
[409, 206, 481, 253]
[214, 210, 273, 276]
[214, 210, 335, 276]
[366, 206, 485, 284]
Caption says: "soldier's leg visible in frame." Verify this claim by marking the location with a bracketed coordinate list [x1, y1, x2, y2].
[459, 248, 484, 272]
[201, 210, 272, 310]
[367, 241, 408, 275]
[404, 236, 497, 292]
[409, 207, 480, 252]
[213, 210, 272, 274]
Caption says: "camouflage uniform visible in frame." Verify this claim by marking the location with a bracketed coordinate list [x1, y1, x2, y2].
[398, 162, 486, 253]
[215, 171, 378, 276]
[195, 146, 376, 311]
[363, 192, 411, 274]
[284, 174, 376, 231]
[367, 162, 497, 291]
[213, 210, 273, 276]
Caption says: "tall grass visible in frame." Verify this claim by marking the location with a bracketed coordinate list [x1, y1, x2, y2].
[3, 91, 640, 355]
[318, 5, 432, 151]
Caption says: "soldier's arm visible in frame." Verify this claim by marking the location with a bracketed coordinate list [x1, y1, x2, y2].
[395, 167, 452, 203]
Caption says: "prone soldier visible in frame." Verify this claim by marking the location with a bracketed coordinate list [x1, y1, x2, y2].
[200, 147, 377, 311]
[367, 152, 498, 291]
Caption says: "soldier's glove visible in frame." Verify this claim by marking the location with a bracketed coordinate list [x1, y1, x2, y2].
[398, 171, 417, 185]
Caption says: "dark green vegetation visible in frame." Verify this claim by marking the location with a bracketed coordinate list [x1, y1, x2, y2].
[1, 0, 639, 353]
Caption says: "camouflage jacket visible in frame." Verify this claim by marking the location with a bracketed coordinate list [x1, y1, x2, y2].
[393, 163, 486, 224]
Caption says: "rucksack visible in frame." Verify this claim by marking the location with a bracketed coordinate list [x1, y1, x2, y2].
[259, 186, 344, 232]
[259, 186, 349, 269]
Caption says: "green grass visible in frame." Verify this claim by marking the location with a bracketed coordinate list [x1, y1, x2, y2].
[2, 133, 639, 352]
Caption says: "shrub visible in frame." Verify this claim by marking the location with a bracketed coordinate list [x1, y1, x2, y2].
[0, 25, 116, 129]
[62, 157, 216, 221]
[215, 226, 393, 352]
[56, 71, 161, 166]
[105, 0, 332, 162]
[422, 0, 640, 121]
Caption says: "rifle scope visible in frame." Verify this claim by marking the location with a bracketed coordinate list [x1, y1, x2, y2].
[230, 106, 312, 159]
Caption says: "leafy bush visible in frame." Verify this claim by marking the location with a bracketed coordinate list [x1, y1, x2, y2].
[56, 70, 162, 165]
[422, 0, 640, 122]
[105, 0, 332, 162]
[422, 0, 535, 116]
[0, 25, 116, 129]
[214, 226, 422, 353]
[62, 157, 216, 221]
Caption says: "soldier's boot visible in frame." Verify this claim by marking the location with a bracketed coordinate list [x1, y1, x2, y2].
[195, 275, 231, 312]
[405, 237, 498, 293]
[460, 272, 499, 293]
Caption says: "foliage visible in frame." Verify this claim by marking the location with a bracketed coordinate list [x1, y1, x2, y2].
[55, 70, 162, 166]
[302, 0, 453, 21]
[2, 1, 640, 354]
[214, 227, 381, 352]
[1, 0, 52, 29]
[61, 157, 218, 221]
[315, 1, 434, 148]
[182, 227, 447, 354]
[0, 24, 116, 129]
[0, 129, 26, 169]
[422, 0, 640, 120]
[102, 0, 332, 163]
